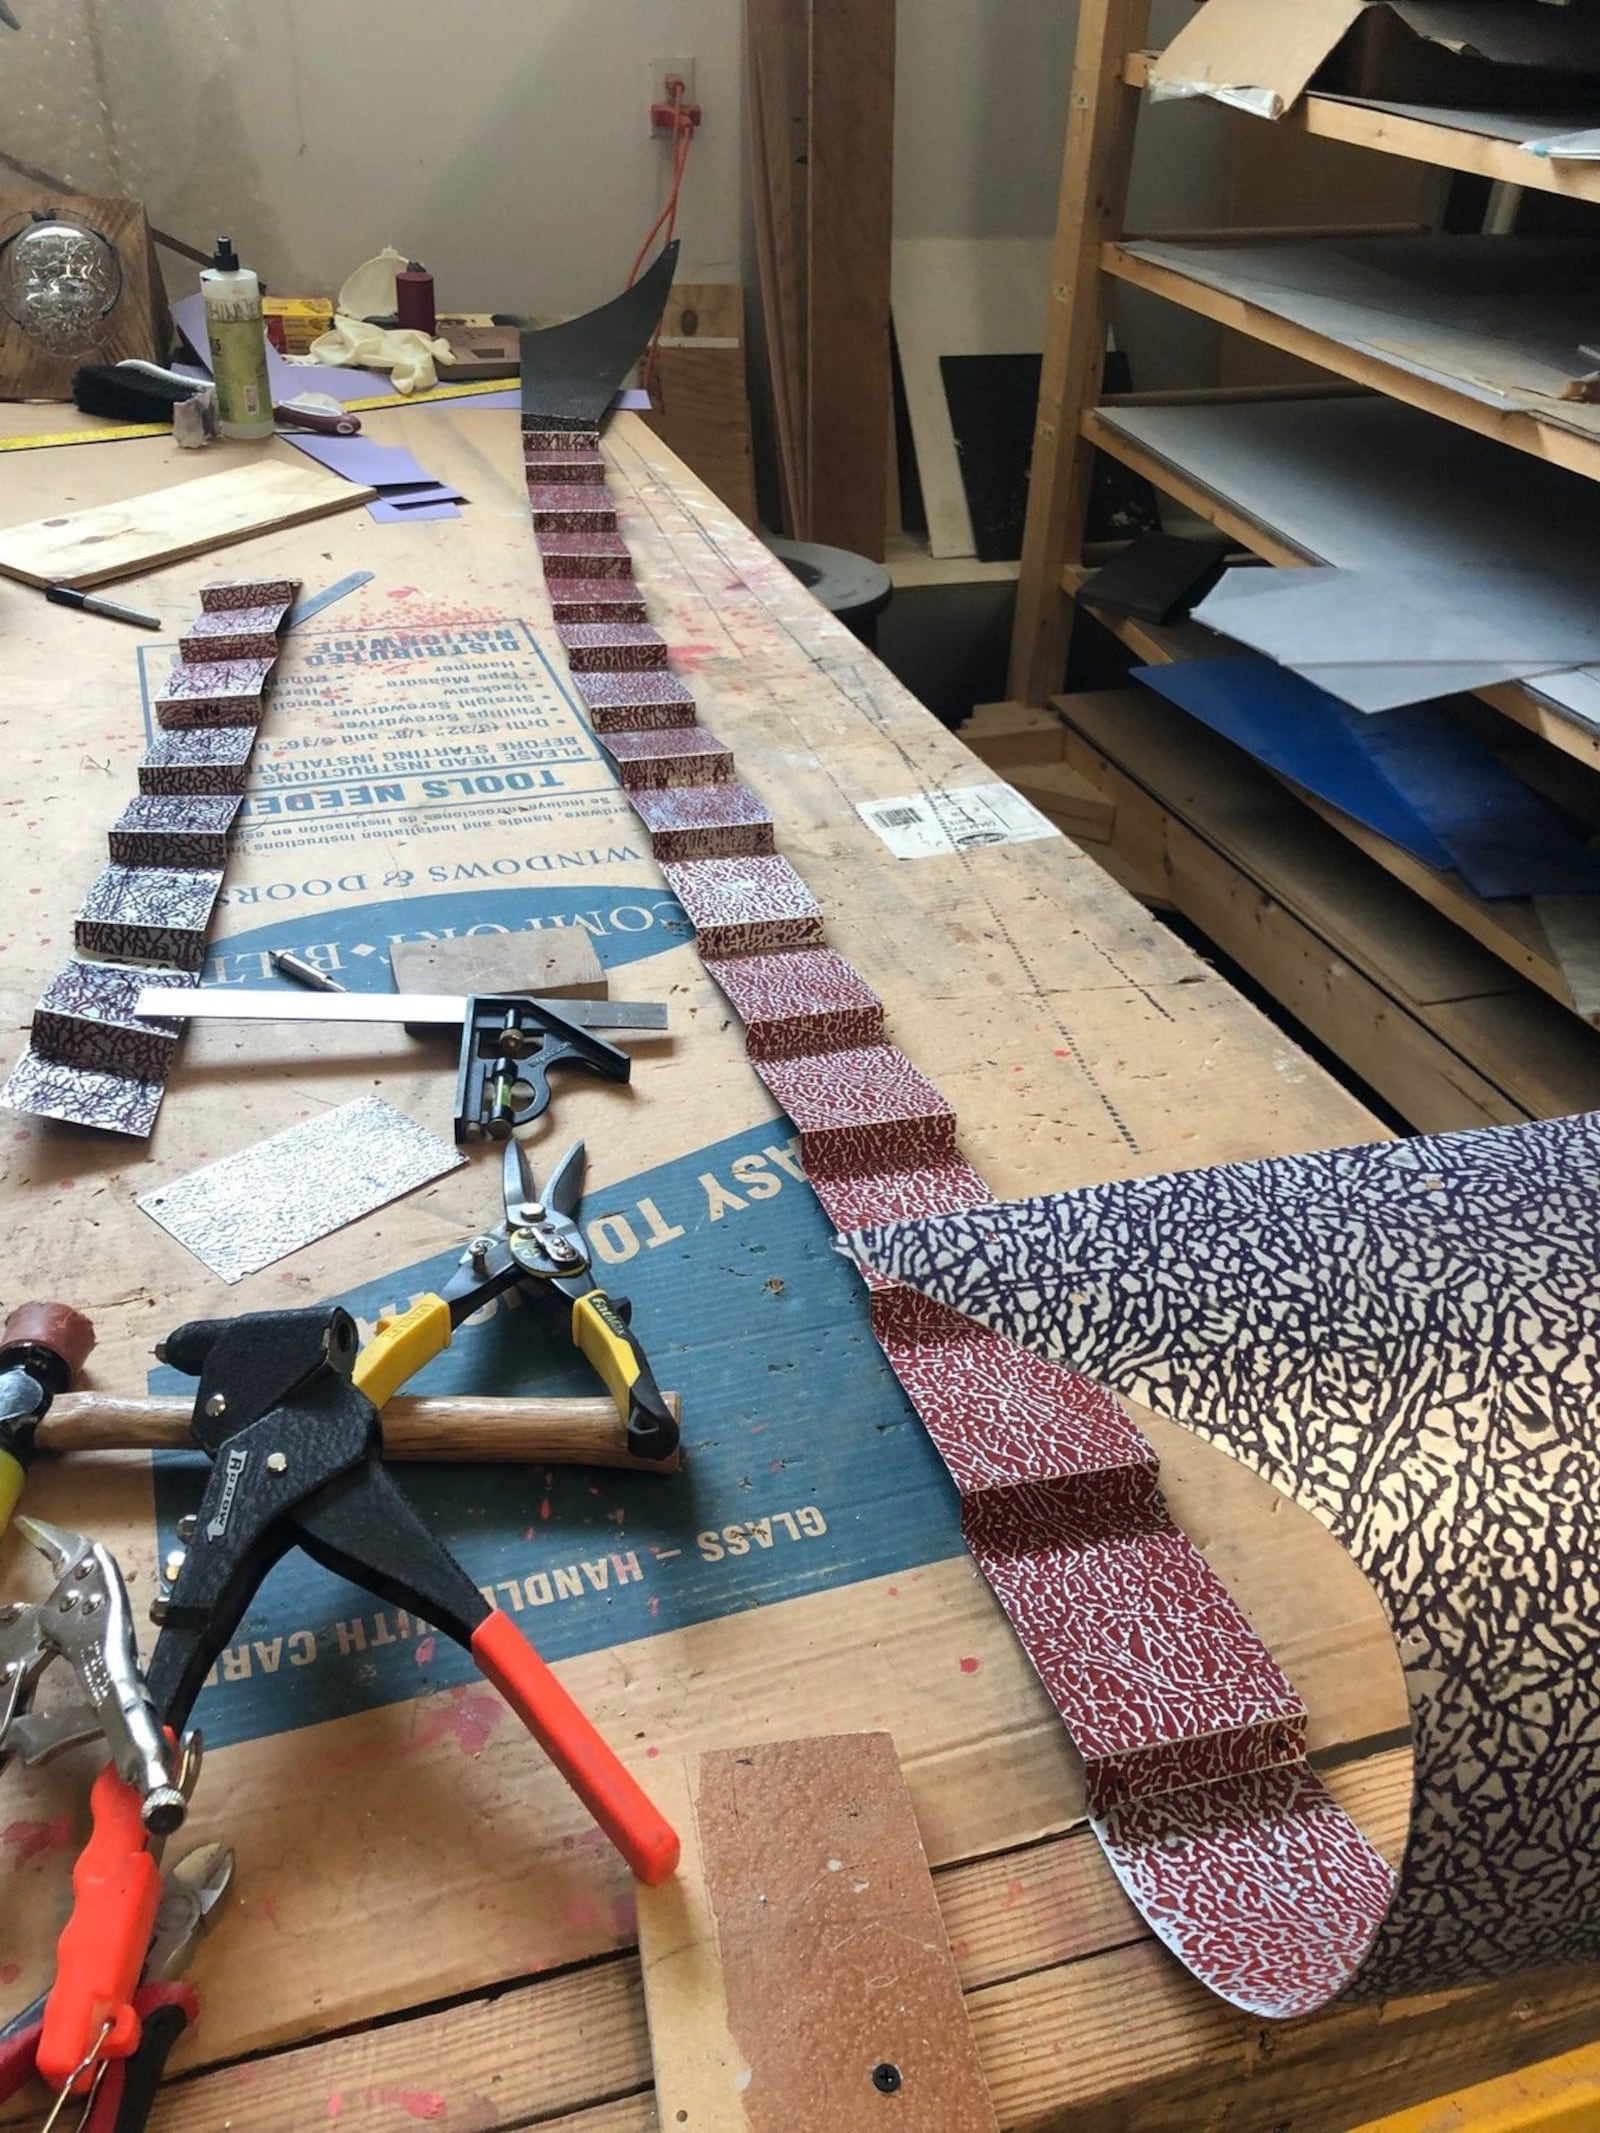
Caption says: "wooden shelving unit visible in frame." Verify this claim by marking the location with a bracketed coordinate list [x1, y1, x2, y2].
[1122, 49, 1600, 208]
[1007, 0, 1600, 1130]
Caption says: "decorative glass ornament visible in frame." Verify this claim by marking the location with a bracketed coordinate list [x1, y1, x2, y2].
[0, 210, 122, 355]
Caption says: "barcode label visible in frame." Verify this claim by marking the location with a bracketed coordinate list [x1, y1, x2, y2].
[856, 782, 1061, 860]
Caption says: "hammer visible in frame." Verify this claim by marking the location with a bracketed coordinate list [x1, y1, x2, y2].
[0, 1300, 97, 1536]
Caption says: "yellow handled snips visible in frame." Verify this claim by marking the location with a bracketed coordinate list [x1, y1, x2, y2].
[353, 1138, 678, 1465]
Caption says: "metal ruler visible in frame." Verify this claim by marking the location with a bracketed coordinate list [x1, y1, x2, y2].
[134, 990, 669, 1032]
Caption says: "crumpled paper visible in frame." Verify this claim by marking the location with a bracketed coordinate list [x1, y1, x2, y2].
[308, 246, 453, 394]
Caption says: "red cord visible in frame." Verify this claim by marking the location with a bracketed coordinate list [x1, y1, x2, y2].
[628, 83, 694, 285]
[629, 81, 696, 394]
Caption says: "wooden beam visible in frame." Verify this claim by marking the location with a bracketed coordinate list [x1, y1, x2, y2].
[747, 0, 811, 532]
[1007, 0, 1151, 707]
[806, 0, 896, 559]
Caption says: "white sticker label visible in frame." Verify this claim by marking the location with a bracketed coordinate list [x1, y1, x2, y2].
[856, 781, 1061, 859]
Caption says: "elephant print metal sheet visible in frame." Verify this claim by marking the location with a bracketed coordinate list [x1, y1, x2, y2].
[851, 1114, 1600, 2000]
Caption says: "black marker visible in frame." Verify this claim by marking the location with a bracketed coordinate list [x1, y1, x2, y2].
[44, 584, 161, 630]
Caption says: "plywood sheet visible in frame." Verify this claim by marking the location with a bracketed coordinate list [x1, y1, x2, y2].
[892, 237, 1050, 558]
[638, 1734, 998, 2131]
[0, 454, 374, 587]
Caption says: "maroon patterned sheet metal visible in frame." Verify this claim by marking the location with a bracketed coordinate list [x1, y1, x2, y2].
[3, 578, 298, 1136]
[520, 430, 1394, 2018]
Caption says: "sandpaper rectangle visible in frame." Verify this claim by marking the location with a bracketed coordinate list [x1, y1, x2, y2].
[636, 1733, 997, 2133]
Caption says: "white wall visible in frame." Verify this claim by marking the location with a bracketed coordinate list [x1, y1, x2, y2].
[895, 0, 1077, 239]
[1, 0, 745, 315]
[894, 0, 1228, 387]
[2, 0, 1221, 381]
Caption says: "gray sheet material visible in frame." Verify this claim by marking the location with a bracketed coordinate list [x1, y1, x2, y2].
[138, 1095, 464, 1282]
[1384, 0, 1600, 73]
[1118, 235, 1600, 431]
[1322, 96, 1600, 150]
[1094, 394, 1600, 734]
[1537, 895, 1600, 1020]
[1193, 562, 1600, 711]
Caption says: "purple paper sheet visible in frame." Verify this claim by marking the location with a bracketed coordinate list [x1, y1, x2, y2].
[281, 431, 444, 490]
[283, 432, 431, 486]
[171, 292, 395, 406]
[367, 497, 462, 524]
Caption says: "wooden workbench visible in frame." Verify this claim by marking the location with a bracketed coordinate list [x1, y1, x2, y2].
[1, 403, 1596, 2132]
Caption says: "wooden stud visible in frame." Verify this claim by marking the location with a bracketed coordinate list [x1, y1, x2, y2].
[806, 0, 896, 560]
[1007, 0, 1151, 706]
[747, 0, 812, 533]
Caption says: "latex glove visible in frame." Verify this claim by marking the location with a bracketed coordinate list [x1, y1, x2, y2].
[308, 313, 453, 394]
[336, 246, 408, 320]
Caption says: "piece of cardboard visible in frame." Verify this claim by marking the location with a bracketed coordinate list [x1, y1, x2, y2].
[1150, 0, 1600, 120]
[1149, 0, 1366, 119]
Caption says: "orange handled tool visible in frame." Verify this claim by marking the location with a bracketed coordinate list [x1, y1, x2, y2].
[33, 1264, 683, 2099]
[36, 1766, 161, 2094]
[135, 1302, 678, 1885]
[471, 1610, 677, 1883]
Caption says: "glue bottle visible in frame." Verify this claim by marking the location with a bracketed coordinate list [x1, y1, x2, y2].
[202, 236, 274, 440]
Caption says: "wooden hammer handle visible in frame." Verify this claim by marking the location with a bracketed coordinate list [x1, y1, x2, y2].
[36, 1391, 681, 1472]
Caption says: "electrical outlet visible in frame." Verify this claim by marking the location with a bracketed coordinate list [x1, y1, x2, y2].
[649, 55, 698, 136]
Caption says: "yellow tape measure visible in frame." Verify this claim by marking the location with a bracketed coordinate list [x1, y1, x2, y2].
[0, 377, 517, 453]
[0, 420, 170, 451]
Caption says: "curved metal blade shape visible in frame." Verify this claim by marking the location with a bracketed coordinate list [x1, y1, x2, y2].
[519, 240, 679, 431]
